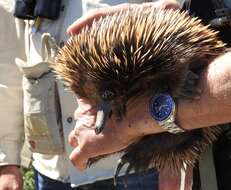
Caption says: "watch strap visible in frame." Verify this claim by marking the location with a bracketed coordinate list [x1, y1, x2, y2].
[161, 122, 185, 134]
[159, 113, 185, 134]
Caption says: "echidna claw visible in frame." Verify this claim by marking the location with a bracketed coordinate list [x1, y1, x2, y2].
[114, 158, 126, 186]
[123, 163, 133, 188]
[125, 163, 133, 177]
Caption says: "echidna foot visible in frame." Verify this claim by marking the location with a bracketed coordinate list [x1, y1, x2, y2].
[114, 155, 135, 186]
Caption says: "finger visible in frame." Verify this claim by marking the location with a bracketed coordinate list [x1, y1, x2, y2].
[77, 100, 96, 111]
[67, 3, 131, 35]
[69, 146, 88, 171]
[67, 10, 104, 35]
[151, 0, 180, 10]
[67, 1, 179, 35]
[74, 98, 97, 117]
[68, 130, 78, 147]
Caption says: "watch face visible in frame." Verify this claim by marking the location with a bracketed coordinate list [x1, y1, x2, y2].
[149, 93, 174, 122]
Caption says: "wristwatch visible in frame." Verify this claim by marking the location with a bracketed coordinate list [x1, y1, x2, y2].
[149, 93, 185, 134]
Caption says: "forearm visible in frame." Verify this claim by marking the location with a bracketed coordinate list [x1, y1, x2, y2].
[123, 52, 231, 137]
[178, 52, 231, 129]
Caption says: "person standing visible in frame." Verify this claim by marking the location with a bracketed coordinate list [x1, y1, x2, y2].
[0, 0, 26, 189]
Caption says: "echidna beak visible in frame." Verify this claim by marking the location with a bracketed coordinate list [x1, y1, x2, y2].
[95, 101, 112, 134]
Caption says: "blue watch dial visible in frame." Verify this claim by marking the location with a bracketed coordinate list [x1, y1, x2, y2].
[149, 93, 174, 122]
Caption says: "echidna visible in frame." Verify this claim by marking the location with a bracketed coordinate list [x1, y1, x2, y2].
[53, 7, 225, 177]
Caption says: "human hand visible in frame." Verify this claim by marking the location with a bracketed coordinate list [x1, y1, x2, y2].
[0, 165, 23, 190]
[69, 97, 142, 171]
[67, 0, 180, 35]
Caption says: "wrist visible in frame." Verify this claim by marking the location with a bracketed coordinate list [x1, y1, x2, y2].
[124, 95, 165, 137]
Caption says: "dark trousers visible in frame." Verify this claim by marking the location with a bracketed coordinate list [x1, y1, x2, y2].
[34, 168, 158, 190]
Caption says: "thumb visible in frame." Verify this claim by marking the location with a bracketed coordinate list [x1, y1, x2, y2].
[76, 97, 97, 110]
[68, 130, 78, 147]
[69, 146, 88, 171]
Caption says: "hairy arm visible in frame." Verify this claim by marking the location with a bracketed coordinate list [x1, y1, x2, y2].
[126, 52, 231, 136]
[178, 52, 231, 129]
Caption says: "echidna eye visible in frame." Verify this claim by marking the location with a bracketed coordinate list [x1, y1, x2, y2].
[101, 90, 115, 100]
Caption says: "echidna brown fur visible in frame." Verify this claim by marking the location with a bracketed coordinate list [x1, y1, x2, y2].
[53, 7, 225, 173]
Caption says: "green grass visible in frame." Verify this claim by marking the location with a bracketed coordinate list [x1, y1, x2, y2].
[22, 168, 35, 190]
